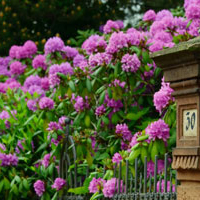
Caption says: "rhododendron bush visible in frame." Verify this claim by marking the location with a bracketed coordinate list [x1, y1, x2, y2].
[0, 1, 199, 199]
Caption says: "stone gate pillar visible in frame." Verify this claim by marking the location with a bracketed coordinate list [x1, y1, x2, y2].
[151, 37, 200, 200]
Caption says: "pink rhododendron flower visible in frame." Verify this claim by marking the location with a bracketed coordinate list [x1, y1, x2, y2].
[89, 178, 106, 193]
[34, 180, 45, 197]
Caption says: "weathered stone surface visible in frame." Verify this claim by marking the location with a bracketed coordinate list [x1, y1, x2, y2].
[178, 182, 200, 200]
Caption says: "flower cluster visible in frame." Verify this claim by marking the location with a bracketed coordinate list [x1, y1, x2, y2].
[89, 178, 106, 193]
[0, 153, 18, 166]
[52, 178, 66, 191]
[145, 119, 170, 142]
[154, 78, 174, 113]
[34, 180, 45, 197]
[9, 40, 37, 59]
[102, 178, 124, 198]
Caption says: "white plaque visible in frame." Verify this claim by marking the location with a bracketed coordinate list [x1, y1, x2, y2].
[183, 109, 197, 136]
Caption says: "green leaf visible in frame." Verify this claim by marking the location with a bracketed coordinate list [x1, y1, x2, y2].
[86, 150, 93, 166]
[48, 163, 55, 175]
[136, 135, 149, 142]
[90, 192, 104, 200]
[103, 170, 114, 180]
[35, 142, 47, 153]
[151, 141, 158, 162]
[15, 175, 21, 184]
[141, 146, 148, 164]
[99, 90, 106, 104]
[68, 186, 88, 195]
[128, 148, 141, 162]
[111, 112, 119, 124]
[23, 179, 29, 190]
[4, 177, 10, 190]
[51, 192, 58, 200]
[102, 116, 109, 125]
[68, 80, 76, 92]
[57, 72, 68, 80]
[86, 78, 92, 92]
[142, 51, 151, 64]
[23, 114, 36, 126]
[11, 184, 18, 195]
[0, 180, 4, 192]
[84, 115, 91, 127]
[96, 152, 109, 160]
[131, 143, 140, 151]
[107, 87, 112, 99]
[126, 108, 149, 121]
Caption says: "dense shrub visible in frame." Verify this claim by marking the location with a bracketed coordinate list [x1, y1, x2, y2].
[0, 0, 199, 199]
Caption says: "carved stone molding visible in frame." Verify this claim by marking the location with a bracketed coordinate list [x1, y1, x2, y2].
[172, 155, 200, 170]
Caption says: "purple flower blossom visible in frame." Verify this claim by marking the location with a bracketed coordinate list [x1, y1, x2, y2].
[109, 79, 126, 88]
[62, 46, 78, 59]
[39, 97, 54, 110]
[126, 28, 142, 46]
[50, 135, 63, 146]
[73, 54, 87, 67]
[147, 160, 165, 177]
[23, 40, 37, 57]
[103, 20, 121, 34]
[153, 78, 174, 113]
[27, 99, 38, 111]
[150, 21, 166, 36]
[27, 99, 37, 112]
[10, 61, 26, 75]
[42, 153, 51, 168]
[156, 10, 173, 21]
[34, 180, 45, 197]
[121, 54, 141, 73]
[0, 143, 6, 151]
[24, 75, 41, 89]
[41, 77, 50, 90]
[112, 153, 123, 164]
[103, 178, 123, 198]
[154, 31, 173, 43]
[145, 119, 170, 142]
[47, 122, 60, 131]
[49, 74, 60, 87]
[32, 55, 47, 70]
[188, 19, 200, 36]
[52, 178, 66, 191]
[82, 35, 107, 54]
[143, 10, 156, 22]
[0, 57, 11, 77]
[106, 31, 128, 54]
[157, 180, 175, 192]
[28, 85, 45, 97]
[44, 37, 65, 54]
[89, 178, 106, 193]
[104, 95, 123, 112]
[58, 116, 67, 126]
[0, 153, 18, 166]
[72, 95, 90, 112]
[116, 124, 132, 141]
[0, 110, 10, 119]
[186, 3, 200, 20]
[95, 105, 106, 116]
[59, 62, 74, 75]
[89, 53, 112, 67]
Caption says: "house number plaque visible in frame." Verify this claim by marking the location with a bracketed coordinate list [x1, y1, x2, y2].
[183, 109, 197, 137]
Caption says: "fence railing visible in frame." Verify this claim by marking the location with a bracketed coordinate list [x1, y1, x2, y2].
[58, 119, 177, 200]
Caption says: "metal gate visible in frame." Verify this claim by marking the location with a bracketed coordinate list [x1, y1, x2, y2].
[58, 119, 177, 200]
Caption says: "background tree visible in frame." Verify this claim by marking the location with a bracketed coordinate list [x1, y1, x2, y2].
[0, 0, 182, 56]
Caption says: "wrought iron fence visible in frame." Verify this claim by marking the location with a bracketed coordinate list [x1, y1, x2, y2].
[58, 119, 177, 200]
